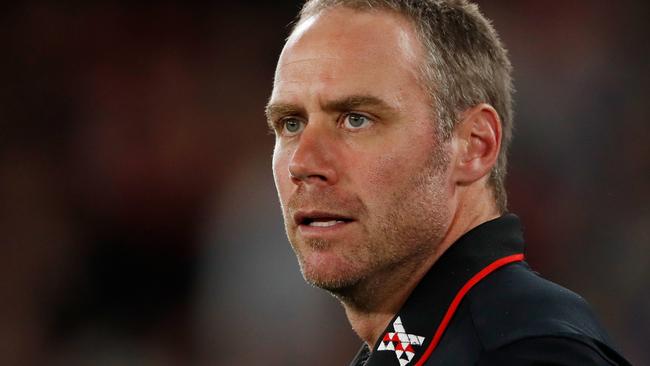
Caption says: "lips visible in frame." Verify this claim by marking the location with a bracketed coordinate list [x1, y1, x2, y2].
[294, 211, 354, 227]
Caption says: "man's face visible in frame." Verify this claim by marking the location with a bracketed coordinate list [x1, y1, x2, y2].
[268, 8, 453, 294]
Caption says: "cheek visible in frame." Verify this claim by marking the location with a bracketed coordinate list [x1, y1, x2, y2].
[364, 143, 420, 187]
[365, 154, 400, 188]
[357, 141, 438, 208]
[355, 151, 408, 212]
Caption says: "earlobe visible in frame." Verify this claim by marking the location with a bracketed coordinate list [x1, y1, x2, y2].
[452, 104, 502, 185]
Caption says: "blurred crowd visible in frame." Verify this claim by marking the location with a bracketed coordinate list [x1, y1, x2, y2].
[1, 1, 648, 365]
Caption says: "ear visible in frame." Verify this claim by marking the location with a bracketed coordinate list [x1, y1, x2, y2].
[450, 104, 502, 185]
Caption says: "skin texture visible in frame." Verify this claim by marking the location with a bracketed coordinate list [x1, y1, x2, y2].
[267, 7, 502, 347]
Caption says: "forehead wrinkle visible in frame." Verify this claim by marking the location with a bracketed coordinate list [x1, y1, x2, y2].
[279, 56, 340, 69]
[273, 55, 343, 91]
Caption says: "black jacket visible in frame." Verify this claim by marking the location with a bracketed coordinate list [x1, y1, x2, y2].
[349, 214, 630, 366]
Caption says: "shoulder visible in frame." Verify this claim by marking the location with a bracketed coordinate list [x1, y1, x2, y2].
[475, 335, 631, 366]
[465, 262, 629, 364]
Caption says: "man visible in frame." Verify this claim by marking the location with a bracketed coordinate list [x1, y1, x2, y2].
[266, 0, 630, 365]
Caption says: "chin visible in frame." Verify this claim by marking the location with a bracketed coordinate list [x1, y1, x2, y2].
[298, 249, 364, 293]
[303, 269, 360, 293]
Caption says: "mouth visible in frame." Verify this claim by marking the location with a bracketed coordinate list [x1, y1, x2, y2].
[294, 211, 355, 228]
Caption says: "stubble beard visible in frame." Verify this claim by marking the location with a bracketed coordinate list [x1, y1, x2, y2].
[285, 145, 451, 309]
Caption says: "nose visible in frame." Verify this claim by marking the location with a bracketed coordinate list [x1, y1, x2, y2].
[288, 122, 338, 186]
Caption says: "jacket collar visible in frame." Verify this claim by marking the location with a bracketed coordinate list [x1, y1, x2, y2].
[349, 214, 526, 366]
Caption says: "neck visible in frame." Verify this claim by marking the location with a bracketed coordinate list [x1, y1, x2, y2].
[341, 185, 499, 347]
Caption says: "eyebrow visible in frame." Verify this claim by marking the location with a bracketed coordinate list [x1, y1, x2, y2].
[322, 95, 394, 113]
[265, 94, 395, 128]
[265, 103, 304, 129]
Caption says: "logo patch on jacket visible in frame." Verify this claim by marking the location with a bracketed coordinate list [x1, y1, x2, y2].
[377, 317, 425, 366]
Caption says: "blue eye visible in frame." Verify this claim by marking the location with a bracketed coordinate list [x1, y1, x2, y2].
[282, 118, 304, 135]
[344, 113, 371, 129]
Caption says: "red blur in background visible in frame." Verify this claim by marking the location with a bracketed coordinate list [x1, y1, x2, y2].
[0, 1, 648, 365]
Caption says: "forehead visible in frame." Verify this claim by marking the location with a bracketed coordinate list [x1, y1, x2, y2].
[271, 7, 425, 104]
[289, 7, 420, 60]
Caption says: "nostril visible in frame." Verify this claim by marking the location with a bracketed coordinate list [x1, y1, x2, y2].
[304, 174, 329, 183]
[289, 170, 328, 184]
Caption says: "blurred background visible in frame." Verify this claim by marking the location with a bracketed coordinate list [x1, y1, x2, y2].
[1, 0, 648, 365]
